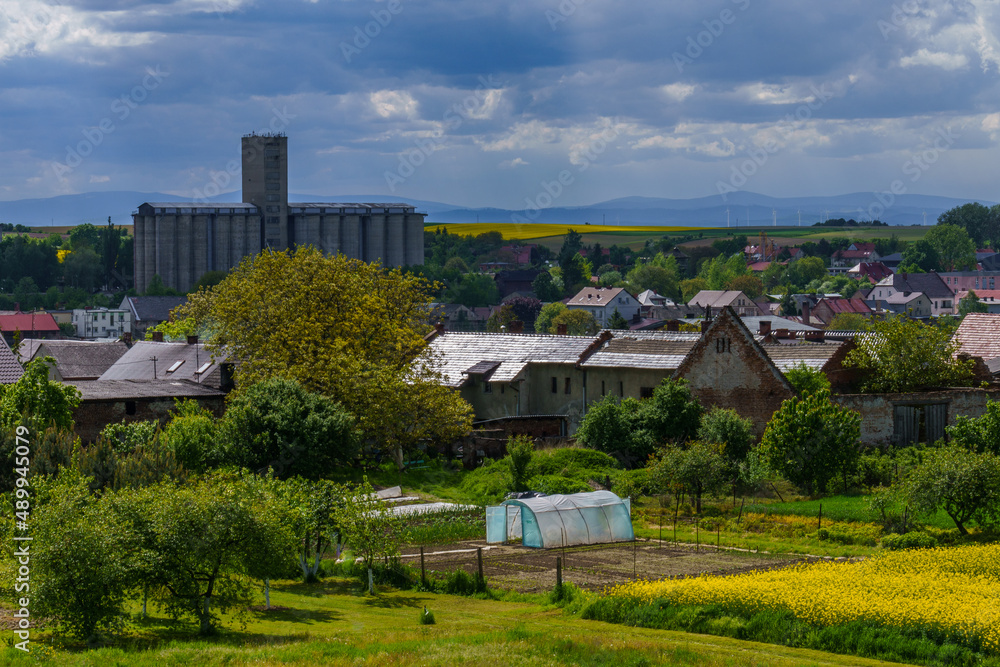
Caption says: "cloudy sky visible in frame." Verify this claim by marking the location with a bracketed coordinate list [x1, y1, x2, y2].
[1, 0, 999, 209]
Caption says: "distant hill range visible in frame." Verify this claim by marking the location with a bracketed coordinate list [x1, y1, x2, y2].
[0, 190, 994, 228]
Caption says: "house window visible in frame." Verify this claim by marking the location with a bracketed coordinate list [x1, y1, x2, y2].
[564, 377, 571, 394]
[500, 384, 505, 394]
[601, 380, 606, 396]
[715, 337, 732, 353]
[640, 387, 654, 399]
[483, 382, 492, 393]
[125, 401, 137, 416]
[551, 377, 558, 393]
[619, 381, 624, 396]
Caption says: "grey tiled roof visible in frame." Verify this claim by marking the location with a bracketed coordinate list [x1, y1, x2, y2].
[580, 337, 695, 370]
[31, 340, 128, 380]
[121, 296, 188, 323]
[0, 336, 23, 384]
[427, 332, 598, 387]
[99, 341, 223, 386]
[70, 379, 225, 401]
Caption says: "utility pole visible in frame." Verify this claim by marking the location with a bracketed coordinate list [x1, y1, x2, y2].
[151, 356, 157, 379]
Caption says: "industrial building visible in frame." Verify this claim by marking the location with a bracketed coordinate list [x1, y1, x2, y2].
[133, 134, 425, 293]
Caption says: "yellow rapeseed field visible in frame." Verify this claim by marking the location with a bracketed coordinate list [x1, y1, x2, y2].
[426, 222, 701, 240]
[605, 544, 1000, 652]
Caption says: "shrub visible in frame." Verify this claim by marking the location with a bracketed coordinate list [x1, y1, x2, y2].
[442, 569, 487, 595]
[529, 474, 591, 495]
[881, 532, 938, 550]
[419, 608, 436, 625]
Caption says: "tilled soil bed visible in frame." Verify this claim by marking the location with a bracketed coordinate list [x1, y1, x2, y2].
[401, 540, 802, 594]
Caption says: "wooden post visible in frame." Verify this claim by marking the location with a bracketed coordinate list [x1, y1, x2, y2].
[477, 547, 484, 584]
[717, 524, 720, 550]
[696, 517, 699, 552]
[658, 502, 663, 548]
[556, 556, 562, 593]
[420, 546, 426, 586]
[737, 497, 745, 525]
[818, 503, 823, 530]
[633, 537, 637, 579]
[368, 568, 374, 595]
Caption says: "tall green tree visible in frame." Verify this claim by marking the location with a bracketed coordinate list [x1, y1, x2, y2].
[334, 478, 406, 571]
[650, 442, 730, 514]
[925, 223, 976, 271]
[903, 445, 1000, 535]
[0, 357, 80, 431]
[759, 389, 861, 495]
[959, 290, 989, 316]
[218, 378, 359, 478]
[175, 248, 473, 467]
[843, 315, 974, 393]
[899, 239, 940, 273]
[937, 202, 996, 249]
[697, 407, 755, 464]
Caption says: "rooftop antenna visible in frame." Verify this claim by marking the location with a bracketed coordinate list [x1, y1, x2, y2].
[150, 356, 158, 379]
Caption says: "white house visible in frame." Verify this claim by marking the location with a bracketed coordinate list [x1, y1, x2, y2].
[71, 307, 132, 339]
[566, 287, 640, 327]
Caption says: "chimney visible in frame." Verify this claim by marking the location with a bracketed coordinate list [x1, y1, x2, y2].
[701, 320, 711, 334]
[13, 302, 19, 313]
[805, 330, 824, 342]
[509, 320, 524, 334]
[666, 320, 679, 332]
[802, 301, 811, 326]
[632, 311, 641, 324]
[435, 321, 445, 335]
[759, 320, 771, 336]
[557, 323, 568, 335]
[186, 335, 199, 345]
[776, 328, 789, 339]
[122, 332, 132, 346]
[152, 331, 164, 342]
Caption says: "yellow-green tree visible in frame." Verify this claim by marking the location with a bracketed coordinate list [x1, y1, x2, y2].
[175, 247, 473, 469]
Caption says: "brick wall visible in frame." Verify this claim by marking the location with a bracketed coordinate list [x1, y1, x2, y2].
[73, 395, 226, 443]
[674, 308, 794, 435]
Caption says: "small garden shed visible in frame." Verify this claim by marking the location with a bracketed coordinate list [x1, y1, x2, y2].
[486, 491, 634, 548]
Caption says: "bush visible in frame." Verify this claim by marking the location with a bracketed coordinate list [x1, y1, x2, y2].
[881, 532, 938, 550]
[419, 608, 436, 625]
[442, 569, 487, 595]
[529, 474, 591, 495]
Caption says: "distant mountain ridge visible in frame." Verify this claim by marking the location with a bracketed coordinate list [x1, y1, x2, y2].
[0, 190, 993, 228]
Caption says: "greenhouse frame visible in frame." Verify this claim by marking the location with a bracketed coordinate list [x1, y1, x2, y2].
[486, 491, 634, 548]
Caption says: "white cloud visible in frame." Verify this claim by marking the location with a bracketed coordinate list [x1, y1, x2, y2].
[89, 174, 110, 183]
[660, 83, 695, 102]
[498, 157, 528, 168]
[899, 48, 969, 70]
[369, 90, 418, 119]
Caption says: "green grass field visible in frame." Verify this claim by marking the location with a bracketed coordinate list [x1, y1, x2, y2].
[3, 578, 917, 666]
[744, 494, 960, 531]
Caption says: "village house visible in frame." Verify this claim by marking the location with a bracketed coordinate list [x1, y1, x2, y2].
[566, 287, 640, 327]
[688, 290, 766, 317]
[847, 262, 893, 284]
[809, 297, 872, 328]
[16, 339, 129, 381]
[119, 295, 188, 340]
[71, 307, 132, 339]
[0, 309, 60, 346]
[831, 242, 880, 270]
[868, 272, 953, 317]
[99, 336, 231, 390]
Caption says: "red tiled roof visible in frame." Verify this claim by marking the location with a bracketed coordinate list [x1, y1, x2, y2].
[850, 262, 893, 283]
[817, 297, 871, 315]
[0, 312, 60, 333]
[954, 313, 1000, 359]
[834, 249, 874, 260]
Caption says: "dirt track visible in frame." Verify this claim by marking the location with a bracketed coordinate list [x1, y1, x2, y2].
[401, 540, 800, 593]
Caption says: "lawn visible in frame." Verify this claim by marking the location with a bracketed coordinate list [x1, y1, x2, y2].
[2, 578, 917, 666]
[744, 494, 962, 531]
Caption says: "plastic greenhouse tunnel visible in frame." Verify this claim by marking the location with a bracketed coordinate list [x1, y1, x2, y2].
[486, 491, 634, 548]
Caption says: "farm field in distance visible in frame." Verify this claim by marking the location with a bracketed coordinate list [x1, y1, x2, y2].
[427, 222, 932, 251]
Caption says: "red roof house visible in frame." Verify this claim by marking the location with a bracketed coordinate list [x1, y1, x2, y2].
[0, 310, 60, 346]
